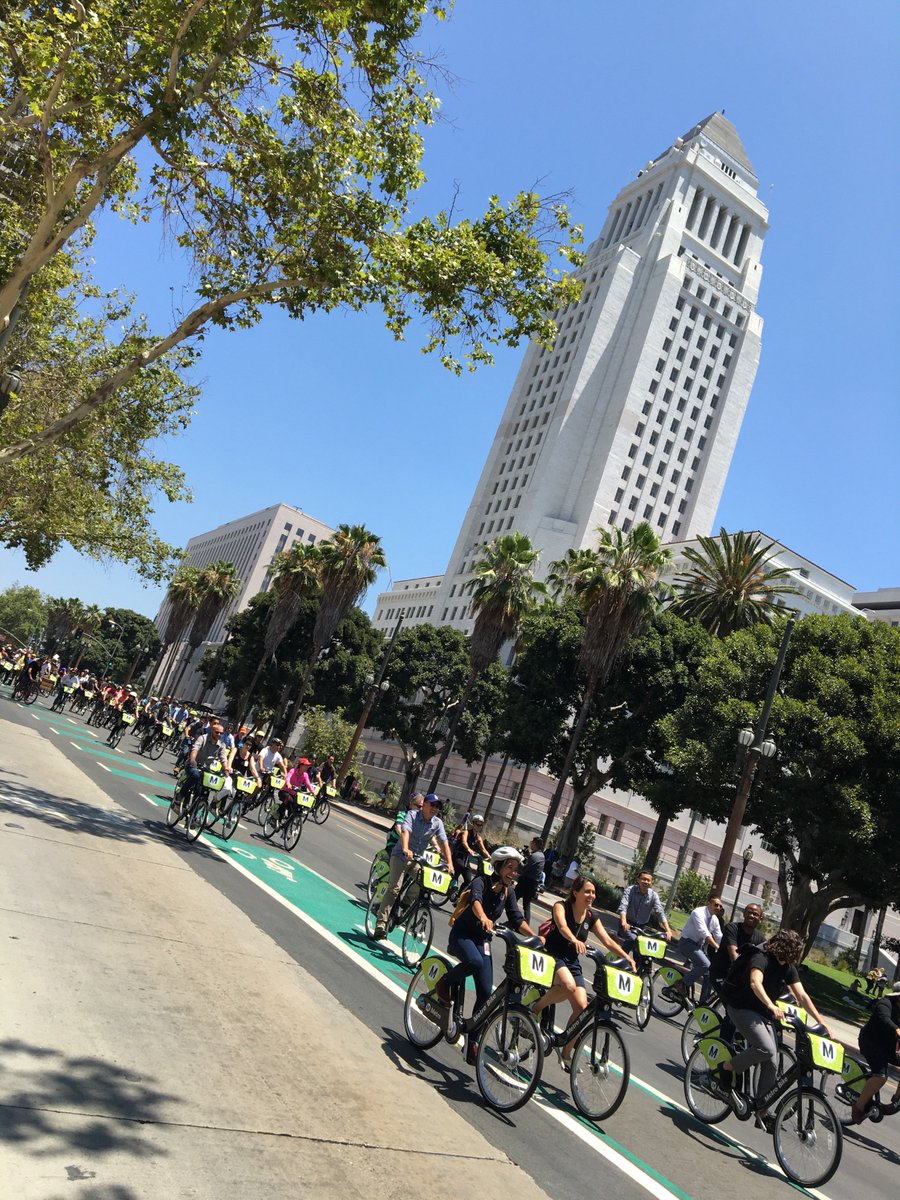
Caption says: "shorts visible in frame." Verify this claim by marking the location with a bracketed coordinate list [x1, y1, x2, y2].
[859, 1026, 897, 1078]
[553, 955, 585, 990]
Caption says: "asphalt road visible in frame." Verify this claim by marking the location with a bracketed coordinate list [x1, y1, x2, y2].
[2, 692, 898, 1200]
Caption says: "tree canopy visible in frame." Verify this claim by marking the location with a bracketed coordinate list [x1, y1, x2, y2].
[0, 2, 582, 574]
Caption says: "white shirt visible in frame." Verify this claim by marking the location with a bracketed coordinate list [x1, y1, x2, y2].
[258, 747, 284, 774]
[680, 905, 722, 947]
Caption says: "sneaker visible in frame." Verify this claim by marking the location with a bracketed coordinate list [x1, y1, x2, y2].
[434, 978, 452, 1006]
[371, 926, 386, 942]
[464, 1039, 478, 1066]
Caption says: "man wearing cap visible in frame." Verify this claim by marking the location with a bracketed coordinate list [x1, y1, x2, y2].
[372, 793, 454, 941]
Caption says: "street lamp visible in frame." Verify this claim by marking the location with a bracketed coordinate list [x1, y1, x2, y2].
[711, 615, 795, 897]
[730, 845, 755, 921]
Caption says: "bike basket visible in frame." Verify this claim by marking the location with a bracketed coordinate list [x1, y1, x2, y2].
[422, 867, 451, 894]
[777, 999, 809, 1026]
[235, 776, 258, 795]
[122, 713, 136, 725]
[269, 772, 286, 790]
[83, 691, 94, 700]
[636, 934, 666, 960]
[805, 1032, 844, 1074]
[63, 686, 74, 695]
[423, 849, 442, 868]
[202, 768, 226, 790]
[697, 1036, 730, 1070]
[296, 792, 315, 809]
[515, 945, 555, 988]
[325, 785, 338, 797]
[1, 660, 12, 670]
[480, 858, 494, 876]
[692, 1006, 721, 1035]
[161, 722, 173, 736]
[600, 965, 643, 1007]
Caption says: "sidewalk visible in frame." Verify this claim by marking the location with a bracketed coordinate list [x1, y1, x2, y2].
[0, 717, 551, 1200]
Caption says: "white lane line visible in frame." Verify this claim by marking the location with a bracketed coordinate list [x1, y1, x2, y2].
[354, 853, 371, 863]
[135, 793, 685, 1200]
[97, 763, 112, 773]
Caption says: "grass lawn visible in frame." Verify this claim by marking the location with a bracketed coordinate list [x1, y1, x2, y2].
[802, 961, 870, 1025]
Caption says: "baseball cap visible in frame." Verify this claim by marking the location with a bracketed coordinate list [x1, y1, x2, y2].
[423, 792, 443, 810]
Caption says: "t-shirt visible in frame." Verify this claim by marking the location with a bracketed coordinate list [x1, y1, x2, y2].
[709, 921, 764, 979]
[259, 748, 285, 774]
[451, 874, 525, 942]
[391, 809, 448, 859]
[724, 946, 799, 1017]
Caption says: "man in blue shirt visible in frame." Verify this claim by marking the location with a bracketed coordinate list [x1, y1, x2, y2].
[617, 868, 674, 947]
[372, 793, 453, 940]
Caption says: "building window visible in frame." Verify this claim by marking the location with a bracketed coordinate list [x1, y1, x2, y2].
[612, 820, 623, 842]
[690, 852, 701, 872]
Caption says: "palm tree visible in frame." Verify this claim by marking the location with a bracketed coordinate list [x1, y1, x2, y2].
[541, 522, 671, 845]
[281, 524, 386, 737]
[44, 596, 87, 649]
[169, 561, 241, 699]
[670, 528, 800, 636]
[239, 543, 322, 724]
[152, 564, 203, 693]
[428, 532, 545, 790]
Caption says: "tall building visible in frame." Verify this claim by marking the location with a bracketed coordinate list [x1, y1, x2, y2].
[154, 503, 335, 703]
[374, 112, 769, 634]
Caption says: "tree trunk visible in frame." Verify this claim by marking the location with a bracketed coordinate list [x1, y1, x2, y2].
[779, 868, 864, 954]
[540, 676, 597, 844]
[428, 669, 477, 791]
[239, 659, 266, 727]
[399, 755, 421, 805]
[482, 752, 510, 823]
[281, 654, 314, 742]
[505, 767, 531, 839]
[555, 776, 606, 864]
[868, 905, 887, 973]
[642, 810, 673, 874]
[466, 751, 490, 816]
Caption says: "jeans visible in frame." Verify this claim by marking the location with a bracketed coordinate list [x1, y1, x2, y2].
[446, 931, 493, 1009]
[679, 937, 712, 1002]
[727, 1006, 780, 1100]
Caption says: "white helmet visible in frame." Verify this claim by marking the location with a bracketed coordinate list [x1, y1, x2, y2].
[490, 845, 524, 868]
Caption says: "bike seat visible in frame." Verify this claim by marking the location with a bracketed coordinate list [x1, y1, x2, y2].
[495, 927, 541, 950]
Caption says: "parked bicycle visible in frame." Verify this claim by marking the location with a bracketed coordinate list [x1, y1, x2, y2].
[404, 926, 552, 1112]
[365, 853, 451, 968]
[683, 1014, 845, 1187]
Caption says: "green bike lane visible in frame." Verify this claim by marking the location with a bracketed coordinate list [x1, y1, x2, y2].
[14, 702, 874, 1200]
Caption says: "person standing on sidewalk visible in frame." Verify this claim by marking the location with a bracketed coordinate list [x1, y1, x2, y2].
[372, 793, 453, 940]
[516, 837, 545, 923]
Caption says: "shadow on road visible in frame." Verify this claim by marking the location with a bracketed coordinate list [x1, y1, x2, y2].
[657, 1102, 786, 1181]
[0, 1037, 179, 1163]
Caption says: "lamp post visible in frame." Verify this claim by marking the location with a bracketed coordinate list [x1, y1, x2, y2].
[337, 614, 403, 785]
[730, 845, 755, 921]
[711, 615, 795, 897]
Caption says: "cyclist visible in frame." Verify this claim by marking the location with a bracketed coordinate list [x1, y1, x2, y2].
[372, 793, 454, 941]
[708, 902, 764, 994]
[458, 813, 490, 884]
[386, 792, 424, 851]
[256, 736, 286, 779]
[532, 874, 635, 1069]
[711, 928, 831, 1131]
[187, 717, 231, 788]
[667, 893, 724, 1004]
[318, 753, 337, 792]
[851, 980, 900, 1122]
[106, 688, 138, 742]
[617, 867, 674, 947]
[437, 845, 540, 1064]
[14, 652, 40, 699]
[277, 755, 314, 824]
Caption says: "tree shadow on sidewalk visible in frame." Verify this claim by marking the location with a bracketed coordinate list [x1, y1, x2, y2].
[0, 1038, 180, 1161]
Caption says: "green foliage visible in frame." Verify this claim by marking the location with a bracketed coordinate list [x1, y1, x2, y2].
[575, 822, 597, 876]
[0, 583, 47, 645]
[624, 848, 649, 887]
[0, 1, 583, 536]
[592, 879, 624, 914]
[71, 606, 161, 681]
[296, 707, 359, 775]
[672, 869, 712, 913]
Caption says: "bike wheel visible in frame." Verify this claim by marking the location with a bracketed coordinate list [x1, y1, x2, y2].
[401, 903, 433, 969]
[570, 1021, 630, 1122]
[165, 795, 185, 827]
[312, 797, 330, 825]
[403, 963, 447, 1050]
[475, 1006, 543, 1113]
[262, 805, 280, 841]
[257, 790, 272, 826]
[773, 1089, 843, 1188]
[23, 684, 38, 705]
[185, 800, 207, 842]
[683, 1044, 732, 1124]
[364, 894, 382, 939]
[283, 812, 304, 852]
[820, 1057, 866, 1126]
[108, 728, 123, 749]
[148, 737, 166, 760]
[221, 800, 241, 841]
[635, 972, 652, 1030]
[650, 967, 684, 1019]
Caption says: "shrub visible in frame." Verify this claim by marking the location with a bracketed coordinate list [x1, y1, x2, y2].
[576, 822, 597, 876]
[624, 847, 648, 886]
[671, 868, 711, 913]
[593, 878, 623, 913]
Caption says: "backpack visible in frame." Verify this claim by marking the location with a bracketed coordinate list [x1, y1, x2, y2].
[448, 884, 473, 927]
[721, 941, 760, 1001]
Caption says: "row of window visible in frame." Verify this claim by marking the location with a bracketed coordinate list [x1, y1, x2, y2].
[685, 184, 752, 268]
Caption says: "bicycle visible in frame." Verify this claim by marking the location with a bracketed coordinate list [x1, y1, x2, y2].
[365, 854, 451, 968]
[139, 719, 174, 759]
[202, 784, 243, 841]
[822, 1051, 900, 1126]
[166, 764, 225, 842]
[366, 846, 391, 901]
[13, 676, 40, 705]
[311, 783, 335, 825]
[233, 773, 263, 819]
[614, 928, 668, 1030]
[537, 948, 641, 1121]
[255, 769, 287, 826]
[404, 926, 552, 1112]
[51, 684, 76, 713]
[683, 1014, 845, 1187]
[107, 711, 136, 748]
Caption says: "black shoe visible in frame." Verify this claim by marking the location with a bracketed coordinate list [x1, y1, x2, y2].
[371, 926, 386, 942]
[464, 1039, 478, 1066]
[754, 1111, 774, 1134]
[434, 978, 452, 1006]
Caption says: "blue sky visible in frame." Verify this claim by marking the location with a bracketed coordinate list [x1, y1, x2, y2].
[2, 0, 898, 616]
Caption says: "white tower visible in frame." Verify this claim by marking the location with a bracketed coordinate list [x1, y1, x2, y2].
[373, 114, 769, 634]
